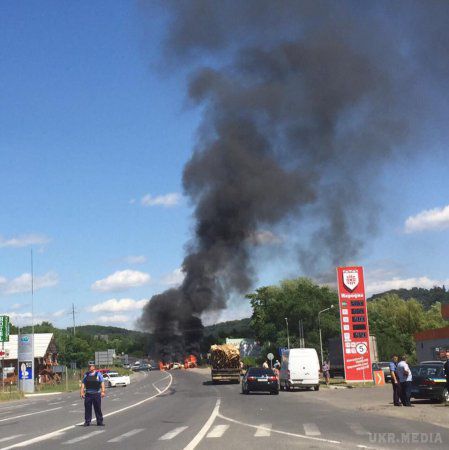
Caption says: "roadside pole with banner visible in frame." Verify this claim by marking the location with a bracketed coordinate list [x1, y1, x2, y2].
[18, 334, 35, 393]
[336, 266, 373, 382]
[0, 316, 10, 391]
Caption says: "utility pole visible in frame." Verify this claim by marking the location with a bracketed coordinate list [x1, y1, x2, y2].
[72, 303, 76, 336]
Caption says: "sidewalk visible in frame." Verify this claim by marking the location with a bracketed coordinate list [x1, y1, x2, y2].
[317, 384, 449, 429]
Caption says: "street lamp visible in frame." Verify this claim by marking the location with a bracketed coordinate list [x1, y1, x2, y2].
[318, 305, 334, 367]
[284, 317, 290, 349]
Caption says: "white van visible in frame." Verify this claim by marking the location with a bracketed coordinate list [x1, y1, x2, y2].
[279, 348, 320, 391]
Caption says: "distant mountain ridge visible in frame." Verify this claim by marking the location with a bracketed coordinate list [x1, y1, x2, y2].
[367, 286, 449, 310]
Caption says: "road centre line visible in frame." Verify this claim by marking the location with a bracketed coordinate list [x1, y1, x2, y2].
[254, 424, 272, 437]
[216, 413, 341, 445]
[0, 407, 63, 423]
[206, 424, 229, 438]
[63, 430, 104, 445]
[183, 398, 221, 450]
[303, 423, 321, 436]
[0, 373, 173, 450]
[159, 426, 189, 440]
[108, 428, 145, 442]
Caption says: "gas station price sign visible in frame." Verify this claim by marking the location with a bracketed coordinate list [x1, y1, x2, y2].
[336, 266, 372, 382]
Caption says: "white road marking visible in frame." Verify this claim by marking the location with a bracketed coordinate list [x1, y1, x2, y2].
[152, 383, 162, 394]
[48, 401, 65, 405]
[207, 424, 229, 438]
[62, 430, 104, 445]
[184, 398, 221, 450]
[70, 403, 78, 406]
[159, 426, 188, 440]
[0, 373, 173, 450]
[254, 424, 272, 437]
[349, 423, 369, 436]
[217, 413, 340, 445]
[108, 428, 145, 442]
[0, 437, 23, 444]
[303, 423, 321, 436]
[0, 407, 63, 423]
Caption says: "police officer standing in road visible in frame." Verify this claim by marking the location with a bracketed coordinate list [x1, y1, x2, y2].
[80, 361, 105, 426]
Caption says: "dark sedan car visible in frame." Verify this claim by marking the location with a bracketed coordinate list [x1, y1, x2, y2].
[242, 368, 279, 395]
[410, 363, 448, 403]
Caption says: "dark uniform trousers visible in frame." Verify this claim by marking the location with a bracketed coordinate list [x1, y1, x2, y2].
[85, 392, 103, 424]
[392, 380, 402, 405]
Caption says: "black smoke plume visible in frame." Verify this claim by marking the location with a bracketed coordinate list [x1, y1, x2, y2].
[139, 0, 449, 356]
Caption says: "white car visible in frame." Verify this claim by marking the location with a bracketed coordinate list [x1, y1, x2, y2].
[103, 372, 131, 388]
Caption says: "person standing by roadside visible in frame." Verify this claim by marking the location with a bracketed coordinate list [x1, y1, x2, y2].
[389, 354, 402, 406]
[80, 361, 106, 426]
[322, 361, 330, 386]
[444, 350, 449, 393]
[397, 355, 413, 407]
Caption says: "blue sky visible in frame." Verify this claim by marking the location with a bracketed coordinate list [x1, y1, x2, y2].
[1, 2, 448, 331]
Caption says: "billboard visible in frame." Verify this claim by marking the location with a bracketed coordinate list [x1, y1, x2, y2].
[336, 266, 372, 382]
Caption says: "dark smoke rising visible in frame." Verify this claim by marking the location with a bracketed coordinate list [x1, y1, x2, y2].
[139, 0, 449, 356]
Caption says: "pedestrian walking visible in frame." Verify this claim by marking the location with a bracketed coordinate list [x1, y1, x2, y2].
[397, 355, 413, 407]
[80, 361, 106, 426]
[389, 354, 402, 406]
[322, 361, 330, 386]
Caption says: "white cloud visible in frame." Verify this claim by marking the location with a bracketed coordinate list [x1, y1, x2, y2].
[249, 230, 283, 245]
[161, 268, 185, 286]
[91, 270, 151, 292]
[95, 314, 130, 324]
[0, 233, 50, 248]
[141, 193, 181, 207]
[0, 271, 58, 295]
[88, 298, 148, 313]
[405, 205, 449, 233]
[123, 255, 147, 265]
[52, 309, 66, 318]
[366, 275, 449, 297]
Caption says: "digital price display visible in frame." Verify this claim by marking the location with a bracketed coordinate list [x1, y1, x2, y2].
[353, 324, 366, 330]
[351, 300, 364, 306]
[351, 308, 364, 314]
[352, 316, 365, 323]
[353, 332, 367, 338]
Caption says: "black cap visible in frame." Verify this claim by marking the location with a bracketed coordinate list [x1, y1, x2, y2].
[88, 361, 95, 366]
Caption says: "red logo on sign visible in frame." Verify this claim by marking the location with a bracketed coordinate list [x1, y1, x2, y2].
[342, 270, 359, 292]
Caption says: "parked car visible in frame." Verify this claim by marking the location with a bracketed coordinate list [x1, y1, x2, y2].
[103, 371, 131, 387]
[123, 364, 131, 370]
[279, 348, 320, 391]
[242, 368, 279, 395]
[410, 363, 448, 403]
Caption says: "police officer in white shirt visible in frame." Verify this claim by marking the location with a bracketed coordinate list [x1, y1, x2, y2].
[397, 355, 413, 407]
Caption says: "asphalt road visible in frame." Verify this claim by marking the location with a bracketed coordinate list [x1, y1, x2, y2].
[0, 370, 448, 449]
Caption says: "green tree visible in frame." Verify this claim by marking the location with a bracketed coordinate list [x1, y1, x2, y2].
[247, 278, 340, 357]
[367, 294, 446, 361]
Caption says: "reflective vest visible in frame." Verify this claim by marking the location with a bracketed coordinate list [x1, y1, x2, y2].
[84, 372, 102, 391]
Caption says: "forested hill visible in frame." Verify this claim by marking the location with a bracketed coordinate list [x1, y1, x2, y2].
[368, 286, 449, 310]
[75, 325, 146, 337]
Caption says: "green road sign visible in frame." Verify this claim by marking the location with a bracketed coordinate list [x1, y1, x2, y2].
[0, 316, 10, 342]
